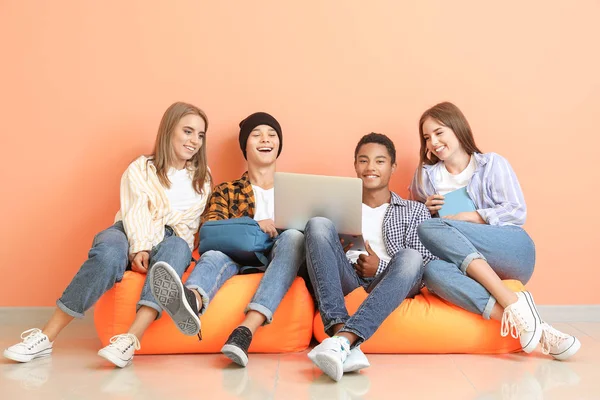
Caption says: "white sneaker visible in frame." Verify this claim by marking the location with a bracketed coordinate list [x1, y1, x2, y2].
[540, 322, 581, 361]
[343, 346, 370, 373]
[97, 333, 140, 368]
[3, 328, 53, 363]
[310, 337, 351, 382]
[308, 344, 370, 373]
[501, 291, 543, 353]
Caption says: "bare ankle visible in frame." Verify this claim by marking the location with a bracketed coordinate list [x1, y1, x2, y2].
[42, 329, 57, 342]
[192, 289, 203, 309]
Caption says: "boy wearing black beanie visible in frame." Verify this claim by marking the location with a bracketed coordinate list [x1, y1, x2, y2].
[150, 112, 305, 368]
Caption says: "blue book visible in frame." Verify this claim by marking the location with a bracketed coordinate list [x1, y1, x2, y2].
[438, 187, 476, 217]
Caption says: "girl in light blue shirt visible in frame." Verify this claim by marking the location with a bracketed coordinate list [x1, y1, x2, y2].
[410, 101, 579, 361]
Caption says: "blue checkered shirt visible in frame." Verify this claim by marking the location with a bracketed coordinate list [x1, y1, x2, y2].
[376, 192, 436, 276]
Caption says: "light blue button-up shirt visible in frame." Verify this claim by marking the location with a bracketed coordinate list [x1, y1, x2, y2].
[409, 153, 527, 226]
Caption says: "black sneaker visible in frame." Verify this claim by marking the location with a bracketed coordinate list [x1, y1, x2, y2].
[149, 261, 201, 337]
[221, 326, 253, 367]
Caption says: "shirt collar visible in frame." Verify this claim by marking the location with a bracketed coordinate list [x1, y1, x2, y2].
[422, 152, 487, 172]
[390, 191, 407, 207]
[240, 171, 250, 183]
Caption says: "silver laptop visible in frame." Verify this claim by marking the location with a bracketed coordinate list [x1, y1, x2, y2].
[274, 172, 365, 251]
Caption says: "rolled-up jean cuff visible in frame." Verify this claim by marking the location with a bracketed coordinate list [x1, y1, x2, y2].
[324, 318, 348, 337]
[338, 326, 366, 348]
[136, 300, 163, 319]
[482, 296, 497, 320]
[56, 299, 84, 319]
[460, 252, 487, 274]
[186, 285, 209, 316]
[245, 303, 273, 325]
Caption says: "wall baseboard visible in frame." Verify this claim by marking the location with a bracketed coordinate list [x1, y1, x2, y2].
[537, 305, 600, 322]
[1, 305, 599, 323]
[0, 307, 94, 323]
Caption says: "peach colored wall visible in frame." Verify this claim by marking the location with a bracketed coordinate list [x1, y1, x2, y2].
[1, 1, 598, 306]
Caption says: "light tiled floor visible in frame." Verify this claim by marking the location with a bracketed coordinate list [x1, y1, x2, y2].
[0, 310, 598, 399]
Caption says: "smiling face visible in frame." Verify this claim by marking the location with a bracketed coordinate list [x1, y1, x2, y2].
[245, 124, 280, 167]
[354, 142, 396, 192]
[170, 113, 206, 169]
[421, 117, 467, 163]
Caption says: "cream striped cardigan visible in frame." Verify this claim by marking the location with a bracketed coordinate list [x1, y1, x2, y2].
[114, 156, 211, 254]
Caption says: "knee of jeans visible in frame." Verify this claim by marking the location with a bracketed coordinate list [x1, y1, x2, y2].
[93, 225, 127, 247]
[393, 249, 423, 275]
[305, 217, 335, 238]
[199, 250, 228, 264]
[163, 236, 192, 259]
[278, 228, 304, 244]
[91, 243, 128, 272]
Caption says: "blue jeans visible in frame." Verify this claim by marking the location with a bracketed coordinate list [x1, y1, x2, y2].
[185, 229, 305, 324]
[305, 217, 423, 346]
[57, 221, 192, 318]
[418, 218, 536, 319]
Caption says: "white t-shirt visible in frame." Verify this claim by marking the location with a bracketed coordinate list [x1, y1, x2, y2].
[346, 203, 391, 264]
[165, 168, 203, 212]
[433, 155, 476, 195]
[252, 185, 275, 221]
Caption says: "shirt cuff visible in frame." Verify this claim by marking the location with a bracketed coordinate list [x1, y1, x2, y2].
[477, 209, 499, 225]
[375, 259, 389, 277]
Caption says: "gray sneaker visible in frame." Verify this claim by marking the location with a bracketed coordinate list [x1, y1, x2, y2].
[149, 261, 201, 337]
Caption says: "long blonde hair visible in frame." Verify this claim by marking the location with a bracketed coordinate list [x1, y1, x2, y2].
[415, 102, 482, 191]
[151, 102, 211, 194]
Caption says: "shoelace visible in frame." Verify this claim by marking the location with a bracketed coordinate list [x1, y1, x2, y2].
[109, 334, 141, 353]
[540, 324, 569, 355]
[500, 306, 526, 339]
[20, 328, 44, 344]
[19, 328, 48, 351]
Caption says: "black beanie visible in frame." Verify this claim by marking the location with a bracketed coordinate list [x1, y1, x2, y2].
[238, 112, 283, 159]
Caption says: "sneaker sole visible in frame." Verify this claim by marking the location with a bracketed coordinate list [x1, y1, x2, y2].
[221, 344, 249, 367]
[552, 337, 581, 361]
[97, 348, 132, 368]
[3, 348, 52, 363]
[315, 352, 344, 382]
[521, 291, 543, 353]
[149, 262, 200, 336]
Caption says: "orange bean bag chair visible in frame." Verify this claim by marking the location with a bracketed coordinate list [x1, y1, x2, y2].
[94, 257, 314, 354]
[313, 280, 525, 354]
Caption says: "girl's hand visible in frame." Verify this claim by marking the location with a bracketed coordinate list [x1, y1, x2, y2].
[425, 194, 445, 215]
[130, 251, 150, 273]
[443, 211, 485, 224]
[257, 219, 278, 238]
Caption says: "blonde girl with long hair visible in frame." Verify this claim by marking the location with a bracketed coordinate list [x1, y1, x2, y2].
[4, 102, 212, 368]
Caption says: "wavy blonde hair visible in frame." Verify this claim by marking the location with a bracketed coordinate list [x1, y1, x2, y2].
[150, 102, 211, 194]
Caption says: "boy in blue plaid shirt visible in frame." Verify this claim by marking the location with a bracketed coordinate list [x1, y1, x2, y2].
[306, 133, 435, 381]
